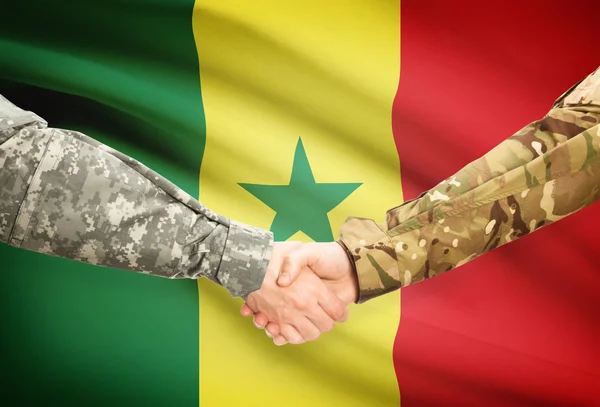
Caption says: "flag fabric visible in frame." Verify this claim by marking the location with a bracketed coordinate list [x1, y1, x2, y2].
[194, 2, 400, 406]
[393, 2, 599, 406]
[0, 1, 203, 405]
[1, 1, 599, 407]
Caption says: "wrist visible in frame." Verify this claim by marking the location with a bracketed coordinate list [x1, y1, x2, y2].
[217, 220, 273, 299]
[334, 241, 359, 303]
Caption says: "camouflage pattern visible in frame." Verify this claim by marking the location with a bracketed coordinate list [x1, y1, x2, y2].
[0, 94, 273, 299]
[339, 67, 600, 303]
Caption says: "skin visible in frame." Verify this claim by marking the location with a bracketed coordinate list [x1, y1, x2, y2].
[242, 242, 358, 345]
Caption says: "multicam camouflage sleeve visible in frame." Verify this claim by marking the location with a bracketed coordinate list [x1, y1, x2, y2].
[339, 67, 600, 303]
[0, 94, 272, 299]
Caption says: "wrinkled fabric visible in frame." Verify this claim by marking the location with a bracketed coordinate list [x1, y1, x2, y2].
[340, 67, 600, 303]
[0, 94, 273, 299]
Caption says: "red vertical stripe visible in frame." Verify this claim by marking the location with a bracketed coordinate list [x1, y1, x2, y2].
[392, 1, 600, 406]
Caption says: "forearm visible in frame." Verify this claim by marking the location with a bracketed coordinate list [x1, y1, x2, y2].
[0, 95, 272, 299]
[339, 70, 600, 303]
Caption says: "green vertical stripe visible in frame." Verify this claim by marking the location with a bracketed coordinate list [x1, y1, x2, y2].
[0, 1, 204, 406]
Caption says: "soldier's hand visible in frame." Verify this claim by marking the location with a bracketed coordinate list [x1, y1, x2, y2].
[242, 242, 350, 344]
[241, 242, 358, 345]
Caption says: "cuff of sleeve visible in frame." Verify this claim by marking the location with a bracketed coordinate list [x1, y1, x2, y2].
[216, 220, 273, 300]
[338, 217, 402, 304]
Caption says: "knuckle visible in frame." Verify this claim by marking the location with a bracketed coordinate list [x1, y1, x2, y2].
[279, 306, 292, 321]
[293, 297, 309, 312]
[307, 284, 319, 297]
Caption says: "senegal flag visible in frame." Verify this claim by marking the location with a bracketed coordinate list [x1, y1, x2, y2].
[1, 1, 598, 406]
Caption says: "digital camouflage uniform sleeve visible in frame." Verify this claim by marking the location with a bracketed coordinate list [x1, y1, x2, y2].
[339, 66, 600, 303]
[0, 94, 273, 299]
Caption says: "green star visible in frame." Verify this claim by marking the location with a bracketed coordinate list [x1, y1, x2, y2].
[239, 139, 362, 242]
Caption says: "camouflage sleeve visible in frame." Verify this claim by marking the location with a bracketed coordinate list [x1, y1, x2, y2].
[0, 94, 272, 299]
[339, 67, 600, 303]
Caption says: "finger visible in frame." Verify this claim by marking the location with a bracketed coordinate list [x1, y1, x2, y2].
[253, 314, 267, 329]
[290, 317, 321, 343]
[265, 322, 281, 338]
[278, 246, 313, 287]
[240, 303, 255, 317]
[273, 335, 288, 346]
[318, 289, 348, 323]
[263, 242, 287, 284]
[326, 299, 350, 323]
[306, 308, 335, 334]
[279, 324, 305, 345]
[338, 308, 350, 323]
[277, 257, 302, 287]
[253, 313, 269, 328]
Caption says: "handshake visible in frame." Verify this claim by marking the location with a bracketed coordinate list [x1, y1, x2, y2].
[240, 241, 359, 346]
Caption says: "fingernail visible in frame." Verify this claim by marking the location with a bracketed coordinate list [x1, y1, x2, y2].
[253, 320, 263, 329]
[279, 273, 289, 284]
[266, 331, 273, 338]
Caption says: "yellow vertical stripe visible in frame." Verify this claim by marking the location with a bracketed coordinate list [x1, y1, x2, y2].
[193, 1, 402, 406]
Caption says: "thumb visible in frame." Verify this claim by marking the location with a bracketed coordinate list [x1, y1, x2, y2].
[277, 246, 313, 287]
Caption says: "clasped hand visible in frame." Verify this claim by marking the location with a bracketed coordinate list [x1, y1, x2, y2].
[240, 241, 358, 346]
